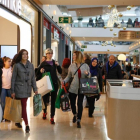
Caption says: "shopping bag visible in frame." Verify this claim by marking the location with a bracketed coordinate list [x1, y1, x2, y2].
[0, 103, 2, 122]
[33, 94, 42, 116]
[4, 97, 22, 122]
[60, 86, 70, 112]
[83, 96, 87, 108]
[36, 76, 53, 96]
[42, 72, 54, 92]
[80, 77, 99, 95]
[55, 88, 64, 109]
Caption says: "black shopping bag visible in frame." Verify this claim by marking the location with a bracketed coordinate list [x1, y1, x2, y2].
[60, 86, 70, 112]
[80, 77, 99, 95]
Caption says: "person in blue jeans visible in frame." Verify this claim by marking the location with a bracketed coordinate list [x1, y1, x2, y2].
[1, 56, 12, 120]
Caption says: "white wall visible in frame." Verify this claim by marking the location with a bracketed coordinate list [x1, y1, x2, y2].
[0, 18, 17, 45]
[42, 5, 71, 36]
[71, 27, 140, 38]
[84, 45, 129, 53]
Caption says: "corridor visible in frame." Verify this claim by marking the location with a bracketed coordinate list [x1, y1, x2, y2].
[0, 95, 110, 140]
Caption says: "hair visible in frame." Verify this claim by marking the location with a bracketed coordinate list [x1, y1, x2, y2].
[2, 56, 11, 67]
[62, 58, 71, 68]
[45, 48, 53, 54]
[83, 53, 91, 60]
[11, 54, 18, 67]
[42, 56, 46, 60]
[15, 49, 28, 64]
[73, 51, 84, 64]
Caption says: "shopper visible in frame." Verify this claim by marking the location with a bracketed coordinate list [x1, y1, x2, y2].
[87, 58, 102, 117]
[63, 51, 90, 128]
[11, 49, 38, 133]
[126, 63, 132, 77]
[11, 54, 18, 68]
[36, 48, 62, 124]
[61, 58, 71, 80]
[1, 57, 12, 118]
[87, 18, 94, 27]
[0, 58, 3, 98]
[102, 55, 122, 83]
[83, 53, 91, 66]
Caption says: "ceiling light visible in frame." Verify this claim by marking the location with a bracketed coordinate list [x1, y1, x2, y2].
[53, 10, 56, 15]
[118, 54, 126, 61]
[67, 27, 69, 30]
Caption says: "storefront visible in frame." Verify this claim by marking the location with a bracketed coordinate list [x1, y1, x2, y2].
[0, 0, 38, 66]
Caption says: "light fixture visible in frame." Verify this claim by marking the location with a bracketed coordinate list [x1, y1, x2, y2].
[110, 28, 113, 31]
[63, 24, 65, 27]
[67, 27, 69, 30]
[104, 26, 107, 29]
[114, 45, 116, 47]
[127, 6, 131, 10]
[118, 54, 126, 61]
[123, 27, 126, 30]
[111, 43, 114, 46]
[118, 13, 123, 17]
[108, 5, 115, 9]
[53, 10, 56, 15]
[113, 33, 117, 36]
[69, 30, 71, 34]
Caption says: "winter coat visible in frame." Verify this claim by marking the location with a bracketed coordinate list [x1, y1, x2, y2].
[102, 61, 123, 81]
[64, 63, 90, 94]
[36, 60, 62, 84]
[85, 59, 91, 66]
[11, 61, 37, 98]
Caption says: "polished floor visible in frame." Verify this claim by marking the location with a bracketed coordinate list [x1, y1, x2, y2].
[0, 95, 111, 140]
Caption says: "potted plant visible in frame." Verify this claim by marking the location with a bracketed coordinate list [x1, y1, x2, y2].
[77, 17, 83, 27]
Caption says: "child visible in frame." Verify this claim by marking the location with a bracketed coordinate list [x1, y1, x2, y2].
[1, 56, 12, 120]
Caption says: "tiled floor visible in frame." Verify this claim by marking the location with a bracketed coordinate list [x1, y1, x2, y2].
[0, 95, 111, 140]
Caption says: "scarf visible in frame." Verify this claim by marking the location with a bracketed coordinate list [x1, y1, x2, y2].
[90, 58, 98, 77]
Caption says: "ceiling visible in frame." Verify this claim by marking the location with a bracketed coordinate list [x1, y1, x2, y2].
[38, 0, 140, 5]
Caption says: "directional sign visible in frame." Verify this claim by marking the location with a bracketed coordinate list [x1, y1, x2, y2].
[81, 49, 84, 52]
[119, 31, 140, 39]
[59, 17, 72, 24]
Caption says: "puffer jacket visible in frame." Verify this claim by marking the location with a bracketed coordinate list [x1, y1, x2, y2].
[11, 61, 37, 98]
[64, 63, 90, 94]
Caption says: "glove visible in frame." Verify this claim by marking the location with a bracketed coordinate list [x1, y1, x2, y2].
[96, 94, 101, 101]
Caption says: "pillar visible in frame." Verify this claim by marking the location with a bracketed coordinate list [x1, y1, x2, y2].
[133, 56, 136, 64]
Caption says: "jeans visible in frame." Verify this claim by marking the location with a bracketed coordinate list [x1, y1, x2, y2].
[43, 93, 50, 114]
[87, 23, 94, 27]
[69, 91, 84, 121]
[1, 88, 11, 114]
[87, 96, 95, 116]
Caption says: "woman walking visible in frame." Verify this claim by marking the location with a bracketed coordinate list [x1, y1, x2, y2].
[11, 49, 38, 133]
[87, 58, 102, 117]
[1, 57, 12, 119]
[36, 48, 62, 124]
[63, 51, 90, 128]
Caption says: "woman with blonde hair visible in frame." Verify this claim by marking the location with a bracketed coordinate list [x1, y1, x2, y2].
[63, 51, 90, 128]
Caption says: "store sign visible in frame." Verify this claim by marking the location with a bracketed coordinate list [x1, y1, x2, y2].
[0, 0, 21, 15]
[59, 17, 72, 24]
[81, 49, 84, 52]
[119, 31, 140, 39]
[54, 30, 59, 42]
[44, 17, 49, 30]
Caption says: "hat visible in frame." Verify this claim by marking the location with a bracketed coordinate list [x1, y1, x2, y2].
[45, 48, 53, 54]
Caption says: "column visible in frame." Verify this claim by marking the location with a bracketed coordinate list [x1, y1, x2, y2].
[46, 23, 51, 49]
[133, 56, 136, 64]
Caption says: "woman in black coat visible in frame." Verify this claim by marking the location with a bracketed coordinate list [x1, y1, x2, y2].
[87, 57, 102, 117]
[36, 48, 62, 124]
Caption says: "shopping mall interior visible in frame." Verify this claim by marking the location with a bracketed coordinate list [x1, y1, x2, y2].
[0, 0, 140, 140]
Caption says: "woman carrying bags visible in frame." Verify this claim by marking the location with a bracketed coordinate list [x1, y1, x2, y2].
[1, 57, 12, 120]
[36, 48, 62, 124]
[63, 51, 90, 128]
[87, 57, 102, 117]
[11, 49, 38, 133]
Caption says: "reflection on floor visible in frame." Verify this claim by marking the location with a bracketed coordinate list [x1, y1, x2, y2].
[0, 95, 111, 140]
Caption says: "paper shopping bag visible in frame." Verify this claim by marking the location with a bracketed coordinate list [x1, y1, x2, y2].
[0, 103, 2, 122]
[33, 94, 42, 116]
[42, 72, 54, 92]
[4, 97, 22, 122]
[36, 76, 53, 96]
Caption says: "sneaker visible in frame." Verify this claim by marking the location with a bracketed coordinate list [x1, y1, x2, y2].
[73, 116, 77, 123]
[15, 123, 22, 128]
[50, 118, 55, 124]
[25, 126, 30, 133]
[77, 121, 81, 128]
[42, 113, 47, 120]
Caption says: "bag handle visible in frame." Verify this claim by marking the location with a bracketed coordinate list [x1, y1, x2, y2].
[62, 85, 68, 93]
[73, 63, 84, 76]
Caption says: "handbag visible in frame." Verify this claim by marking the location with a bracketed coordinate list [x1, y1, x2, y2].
[4, 97, 22, 122]
[33, 94, 42, 116]
[80, 77, 99, 95]
[35, 76, 53, 96]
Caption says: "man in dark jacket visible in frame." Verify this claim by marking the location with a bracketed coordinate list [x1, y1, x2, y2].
[102, 55, 122, 82]
[83, 53, 91, 66]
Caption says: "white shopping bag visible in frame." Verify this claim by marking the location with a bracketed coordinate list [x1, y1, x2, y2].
[0, 104, 3, 122]
[36, 76, 53, 96]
